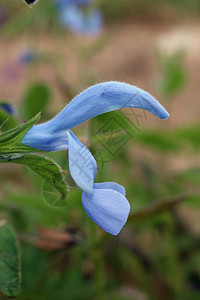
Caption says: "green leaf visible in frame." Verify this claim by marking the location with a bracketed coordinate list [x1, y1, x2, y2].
[134, 130, 179, 151]
[91, 111, 139, 154]
[21, 83, 51, 120]
[94, 111, 139, 137]
[0, 109, 18, 132]
[179, 168, 200, 186]
[157, 52, 186, 97]
[175, 124, 200, 149]
[0, 221, 21, 298]
[0, 154, 67, 199]
[0, 113, 42, 154]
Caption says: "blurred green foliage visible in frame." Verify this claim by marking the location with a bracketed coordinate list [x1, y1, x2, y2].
[0, 222, 20, 297]
[156, 52, 186, 97]
[0, 108, 18, 132]
[2, 0, 200, 37]
[21, 83, 51, 120]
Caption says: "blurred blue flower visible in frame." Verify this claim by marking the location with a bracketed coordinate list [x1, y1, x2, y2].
[19, 50, 37, 65]
[55, 0, 103, 36]
[21, 81, 169, 235]
[0, 102, 15, 115]
[56, 0, 91, 8]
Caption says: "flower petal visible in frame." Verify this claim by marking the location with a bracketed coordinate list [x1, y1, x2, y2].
[47, 81, 170, 131]
[58, 4, 103, 36]
[67, 130, 97, 193]
[94, 182, 126, 196]
[0, 103, 15, 116]
[21, 82, 169, 152]
[19, 50, 37, 64]
[56, 0, 91, 9]
[82, 187, 130, 235]
[21, 126, 69, 151]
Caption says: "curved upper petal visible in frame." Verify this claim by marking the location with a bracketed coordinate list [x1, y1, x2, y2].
[67, 130, 97, 193]
[20, 81, 169, 152]
[82, 186, 130, 235]
[45, 81, 170, 131]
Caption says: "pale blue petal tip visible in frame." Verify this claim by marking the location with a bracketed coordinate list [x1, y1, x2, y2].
[82, 184, 130, 235]
[162, 111, 170, 120]
[67, 130, 96, 193]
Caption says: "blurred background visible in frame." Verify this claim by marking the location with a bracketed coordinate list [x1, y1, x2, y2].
[0, 0, 200, 299]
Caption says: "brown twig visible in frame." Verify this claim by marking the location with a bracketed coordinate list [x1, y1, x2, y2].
[128, 195, 187, 223]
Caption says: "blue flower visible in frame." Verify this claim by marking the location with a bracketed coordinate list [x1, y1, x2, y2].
[55, 0, 103, 36]
[56, 0, 91, 8]
[19, 50, 37, 65]
[0, 102, 15, 116]
[21, 81, 169, 235]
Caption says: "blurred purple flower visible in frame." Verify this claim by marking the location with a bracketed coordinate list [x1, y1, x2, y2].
[3, 64, 23, 82]
[2, 50, 37, 82]
[55, 0, 103, 36]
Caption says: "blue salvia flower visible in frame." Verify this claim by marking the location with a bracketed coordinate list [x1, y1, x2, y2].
[0, 102, 15, 116]
[55, 0, 103, 36]
[21, 81, 169, 235]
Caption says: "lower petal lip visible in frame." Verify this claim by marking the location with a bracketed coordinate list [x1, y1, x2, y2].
[82, 187, 130, 235]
